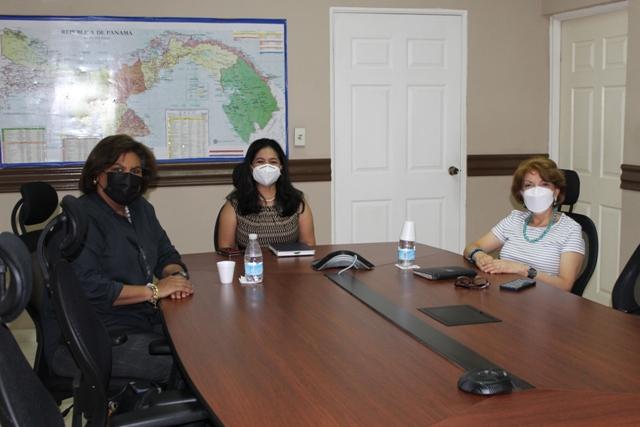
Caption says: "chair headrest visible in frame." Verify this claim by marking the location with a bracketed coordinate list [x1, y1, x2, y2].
[561, 169, 580, 206]
[0, 233, 32, 323]
[36, 195, 88, 284]
[19, 182, 59, 226]
[58, 195, 88, 260]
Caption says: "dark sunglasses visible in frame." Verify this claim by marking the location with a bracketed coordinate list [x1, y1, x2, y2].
[454, 276, 490, 289]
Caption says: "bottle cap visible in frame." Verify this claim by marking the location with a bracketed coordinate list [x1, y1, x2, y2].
[400, 221, 415, 241]
[249, 233, 257, 240]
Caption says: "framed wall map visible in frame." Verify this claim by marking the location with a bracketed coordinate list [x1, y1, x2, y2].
[0, 15, 288, 168]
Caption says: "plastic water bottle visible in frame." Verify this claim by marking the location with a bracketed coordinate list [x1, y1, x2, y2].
[244, 233, 263, 284]
[397, 221, 416, 268]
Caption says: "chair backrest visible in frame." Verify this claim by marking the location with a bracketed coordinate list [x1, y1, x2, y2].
[560, 169, 580, 210]
[612, 243, 640, 313]
[0, 232, 64, 427]
[0, 233, 32, 323]
[50, 260, 113, 425]
[11, 182, 59, 252]
[14, 183, 60, 362]
[31, 195, 89, 404]
[566, 212, 599, 296]
[213, 204, 224, 251]
[25, 249, 75, 406]
[559, 169, 599, 296]
[38, 195, 112, 424]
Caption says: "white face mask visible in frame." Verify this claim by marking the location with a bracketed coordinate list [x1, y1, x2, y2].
[522, 186, 555, 213]
[252, 164, 281, 186]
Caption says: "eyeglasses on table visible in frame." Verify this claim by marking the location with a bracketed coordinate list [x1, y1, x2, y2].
[454, 276, 490, 289]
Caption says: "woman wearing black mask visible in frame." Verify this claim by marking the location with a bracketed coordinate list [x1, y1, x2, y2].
[61, 134, 193, 383]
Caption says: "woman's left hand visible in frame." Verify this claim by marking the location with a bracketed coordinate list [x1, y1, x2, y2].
[480, 259, 527, 276]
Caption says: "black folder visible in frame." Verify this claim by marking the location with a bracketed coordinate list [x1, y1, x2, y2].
[419, 305, 501, 326]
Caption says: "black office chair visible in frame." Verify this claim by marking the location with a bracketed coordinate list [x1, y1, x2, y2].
[11, 181, 59, 252]
[0, 232, 65, 427]
[31, 194, 89, 406]
[43, 196, 208, 426]
[36, 194, 87, 286]
[213, 205, 224, 251]
[9, 182, 73, 404]
[51, 260, 209, 426]
[559, 170, 599, 296]
[25, 252, 75, 405]
[611, 243, 640, 314]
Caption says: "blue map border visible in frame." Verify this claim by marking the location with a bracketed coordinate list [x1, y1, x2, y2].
[0, 15, 288, 168]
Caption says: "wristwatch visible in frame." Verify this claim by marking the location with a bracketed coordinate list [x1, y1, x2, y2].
[467, 248, 485, 265]
[527, 267, 537, 279]
[171, 270, 189, 279]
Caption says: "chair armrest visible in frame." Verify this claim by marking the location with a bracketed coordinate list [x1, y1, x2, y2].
[148, 338, 171, 355]
[110, 331, 128, 346]
[110, 401, 209, 427]
[142, 389, 198, 407]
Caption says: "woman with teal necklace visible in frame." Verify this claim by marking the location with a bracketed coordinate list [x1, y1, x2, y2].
[464, 157, 585, 292]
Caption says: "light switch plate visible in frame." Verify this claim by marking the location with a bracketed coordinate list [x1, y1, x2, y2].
[294, 128, 306, 146]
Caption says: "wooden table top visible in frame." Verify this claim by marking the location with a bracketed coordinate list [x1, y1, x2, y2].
[162, 243, 640, 426]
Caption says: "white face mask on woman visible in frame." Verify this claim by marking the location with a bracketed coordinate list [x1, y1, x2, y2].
[522, 186, 555, 213]
[252, 164, 281, 186]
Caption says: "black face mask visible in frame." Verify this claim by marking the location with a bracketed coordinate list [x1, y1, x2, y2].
[103, 172, 143, 205]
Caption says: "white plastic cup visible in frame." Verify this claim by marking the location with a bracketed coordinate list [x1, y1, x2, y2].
[400, 220, 415, 241]
[217, 260, 236, 284]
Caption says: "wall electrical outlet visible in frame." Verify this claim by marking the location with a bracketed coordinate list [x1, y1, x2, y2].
[294, 128, 306, 146]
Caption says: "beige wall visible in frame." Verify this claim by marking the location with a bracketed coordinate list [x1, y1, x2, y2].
[466, 176, 516, 242]
[541, 0, 620, 15]
[0, 0, 550, 253]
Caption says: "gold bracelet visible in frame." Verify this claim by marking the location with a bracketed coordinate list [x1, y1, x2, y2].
[146, 282, 159, 307]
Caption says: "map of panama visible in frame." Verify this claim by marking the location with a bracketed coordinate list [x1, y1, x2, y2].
[0, 17, 287, 165]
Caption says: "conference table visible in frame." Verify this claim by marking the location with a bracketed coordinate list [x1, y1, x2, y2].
[161, 243, 640, 426]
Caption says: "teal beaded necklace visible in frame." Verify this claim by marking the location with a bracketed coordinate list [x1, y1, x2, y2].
[523, 210, 558, 243]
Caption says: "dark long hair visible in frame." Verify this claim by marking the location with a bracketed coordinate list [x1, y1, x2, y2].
[79, 134, 157, 194]
[228, 138, 304, 217]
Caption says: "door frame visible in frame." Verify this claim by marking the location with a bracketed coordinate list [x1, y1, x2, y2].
[329, 7, 468, 249]
[548, 1, 628, 161]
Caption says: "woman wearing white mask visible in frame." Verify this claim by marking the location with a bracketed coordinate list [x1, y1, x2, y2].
[464, 157, 585, 291]
[217, 138, 316, 248]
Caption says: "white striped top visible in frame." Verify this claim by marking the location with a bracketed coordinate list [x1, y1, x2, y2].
[491, 210, 585, 276]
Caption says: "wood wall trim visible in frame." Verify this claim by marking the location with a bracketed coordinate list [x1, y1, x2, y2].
[0, 158, 331, 193]
[621, 164, 640, 192]
[3, 156, 633, 192]
[467, 153, 548, 176]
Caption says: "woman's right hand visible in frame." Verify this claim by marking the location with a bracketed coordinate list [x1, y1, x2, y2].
[464, 232, 503, 272]
[156, 275, 194, 300]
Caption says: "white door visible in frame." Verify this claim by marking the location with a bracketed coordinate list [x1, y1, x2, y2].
[558, 10, 627, 305]
[331, 9, 466, 252]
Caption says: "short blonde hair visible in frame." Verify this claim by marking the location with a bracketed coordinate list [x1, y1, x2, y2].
[511, 157, 566, 205]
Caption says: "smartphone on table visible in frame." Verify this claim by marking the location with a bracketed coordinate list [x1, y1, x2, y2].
[499, 278, 536, 292]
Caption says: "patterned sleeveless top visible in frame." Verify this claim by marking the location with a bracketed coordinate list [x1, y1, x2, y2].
[231, 199, 300, 248]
